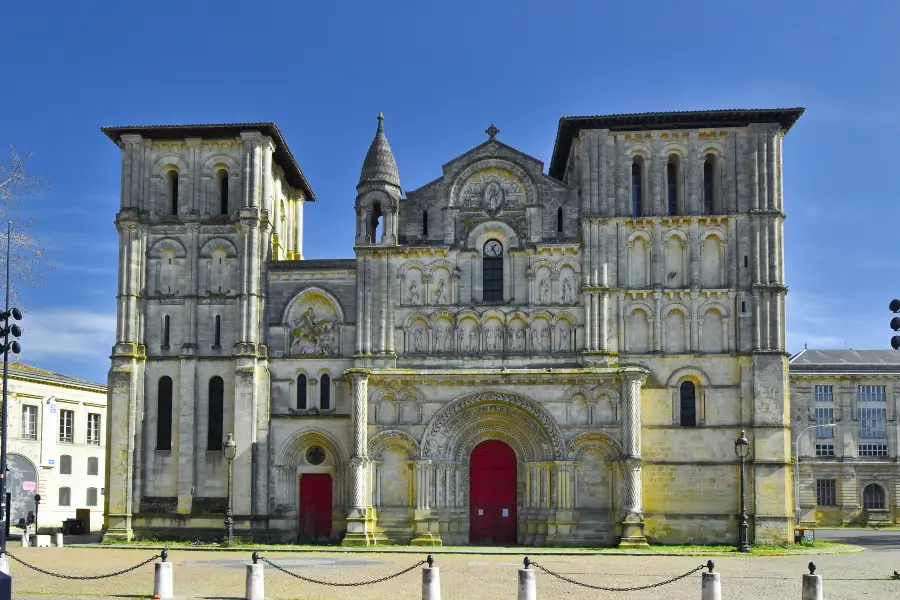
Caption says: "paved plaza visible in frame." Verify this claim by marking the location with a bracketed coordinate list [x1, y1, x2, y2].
[6, 546, 900, 600]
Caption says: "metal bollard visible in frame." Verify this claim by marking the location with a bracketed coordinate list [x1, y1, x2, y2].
[55, 532, 64, 548]
[802, 562, 823, 600]
[700, 560, 721, 600]
[245, 552, 264, 600]
[422, 555, 440, 600]
[153, 547, 174, 600]
[518, 557, 536, 600]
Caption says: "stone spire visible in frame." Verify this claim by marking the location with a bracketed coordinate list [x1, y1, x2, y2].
[358, 113, 401, 191]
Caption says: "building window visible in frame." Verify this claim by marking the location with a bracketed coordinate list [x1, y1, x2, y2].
[556, 207, 563, 233]
[213, 315, 221, 348]
[858, 385, 886, 403]
[167, 170, 179, 216]
[217, 169, 228, 215]
[863, 483, 886, 509]
[859, 407, 886, 440]
[60, 454, 72, 475]
[207, 376, 224, 451]
[666, 157, 679, 216]
[858, 443, 888, 457]
[297, 374, 307, 410]
[162, 315, 170, 348]
[422, 210, 428, 238]
[679, 381, 697, 426]
[815, 407, 834, 438]
[59, 410, 74, 444]
[816, 479, 837, 506]
[320, 374, 331, 410]
[87, 413, 101, 445]
[157, 376, 173, 451]
[815, 443, 835, 457]
[59, 487, 71, 507]
[87, 457, 99, 476]
[86, 487, 98, 507]
[21, 405, 37, 440]
[631, 160, 643, 217]
[482, 239, 503, 302]
[703, 154, 716, 214]
[815, 385, 833, 403]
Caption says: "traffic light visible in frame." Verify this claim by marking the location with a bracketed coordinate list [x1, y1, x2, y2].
[0, 308, 22, 355]
[891, 300, 900, 349]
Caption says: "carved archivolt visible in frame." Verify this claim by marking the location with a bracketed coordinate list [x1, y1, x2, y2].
[282, 287, 344, 357]
[566, 432, 624, 461]
[199, 237, 238, 258]
[453, 427, 532, 463]
[275, 428, 346, 468]
[448, 159, 535, 210]
[148, 238, 187, 258]
[368, 430, 421, 461]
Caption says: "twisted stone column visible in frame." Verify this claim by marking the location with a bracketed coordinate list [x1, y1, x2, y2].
[620, 371, 649, 547]
[343, 372, 376, 545]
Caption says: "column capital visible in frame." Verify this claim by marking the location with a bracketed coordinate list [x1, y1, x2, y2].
[620, 370, 649, 386]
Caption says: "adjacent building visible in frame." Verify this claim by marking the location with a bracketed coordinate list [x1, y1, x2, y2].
[4, 362, 107, 532]
[790, 349, 900, 526]
[101, 107, 802, 546]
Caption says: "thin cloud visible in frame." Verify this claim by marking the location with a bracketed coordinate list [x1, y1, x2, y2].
[21, 308, 116, 362]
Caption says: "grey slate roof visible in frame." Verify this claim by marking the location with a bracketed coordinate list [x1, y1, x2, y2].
[548, 107, 806, 180]
[6, 362, 106, 392]
[789, 349, 900, 373]
[358, 114, 401, 190]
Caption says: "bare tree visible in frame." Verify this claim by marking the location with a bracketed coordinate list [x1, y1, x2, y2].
[0, 146, 51, 308]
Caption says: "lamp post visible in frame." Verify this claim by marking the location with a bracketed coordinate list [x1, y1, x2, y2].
[794, 423, 836, 528]
[734, 429, 751, 553]
[223, 432, 236, 546]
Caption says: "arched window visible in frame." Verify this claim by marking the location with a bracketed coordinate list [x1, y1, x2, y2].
[217, 169, 229, 215]
[213, 315, 221, 348]
[87, 457, 99, 476]
[422, 209, 428, 238]
[557, 207, 563, 233]
[863, 483, 886, 509]
[703, 154, 716, 215]
[162, 315, 170, 348]
[679, 381, 697, 426]
[297, 374, 308, 410]
[86, 487, 98, 507]
[482, 239, 504, 302]
[369, 202, 383, 243]
[59, 487, 71, 507]
[167, 170, 179, 216]
[320, 374, 331, 410]
[631, 160, 643, 217]
[666, 157, 679, 216]
[60, 454, 72, 475]
[207, 376, 224, 451]
[157, 376, 173, 451]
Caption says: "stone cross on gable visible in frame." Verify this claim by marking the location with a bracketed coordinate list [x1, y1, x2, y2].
[485, 124, 500, 140]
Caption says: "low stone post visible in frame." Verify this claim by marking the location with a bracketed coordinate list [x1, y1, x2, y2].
[153, 547, 174, 600]
[802, 562, 823, 600]
[0, 552, 9, 575]
[20, 532, 28, 547]
[518, 557, 536, 600]
[700, 560, 721, 600]
[422, 555, 440, 600]
[55, 532, 64, 547]
[245, 552, 264, 600]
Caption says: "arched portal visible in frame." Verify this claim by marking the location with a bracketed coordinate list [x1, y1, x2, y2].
[469, 440, 517, 545]
[7, 454, 37, 526]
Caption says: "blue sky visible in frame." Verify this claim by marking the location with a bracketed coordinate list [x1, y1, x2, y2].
[0, 1, 896, 383]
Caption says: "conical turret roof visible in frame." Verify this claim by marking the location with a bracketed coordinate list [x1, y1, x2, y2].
[358, 113, 401, 189]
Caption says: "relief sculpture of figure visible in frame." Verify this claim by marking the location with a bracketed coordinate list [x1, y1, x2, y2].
[408, 280, 420, 305]
[485, 328, 494, 351]
[414, 328, 424, 352]
[530, 328, 539, 352]
[561, 278, 572, 304]
[445, 329, 453, 351]
[468, 329, 477, 352]
[539, 278, 550, 304]
[541, 327, 549, 351]
[513, 329, 524, 351]
[459, 329, 469, 352]
[558, 326, 569, 351]
[435, 278, 446, 304]
[292, 306, 336, 356]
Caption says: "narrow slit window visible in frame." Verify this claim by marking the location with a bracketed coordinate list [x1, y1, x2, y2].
[422, 210, 428, 238]
[297, 374, 308, 409]
[168, 170, 179, 216]
[703, 155, 716, 215]
[207, 376, 224, 451]
[320, 374, 331, 410]
[631, 161, 643, 217]
[157, 376, 173, 451]
[666, 158, 678, 216]
[213, 315, 221, 348]
[163, 315, 170, 348]
[556, 207, 563, 233]
[218, 170, 229, 215]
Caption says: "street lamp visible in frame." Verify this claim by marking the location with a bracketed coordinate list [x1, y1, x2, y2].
[734, 429, 751, 553]
[794, 423, 837, 527]
[223, 432, 236, 546]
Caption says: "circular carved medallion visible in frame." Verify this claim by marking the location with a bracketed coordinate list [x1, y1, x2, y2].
[306, 446, 326, 465]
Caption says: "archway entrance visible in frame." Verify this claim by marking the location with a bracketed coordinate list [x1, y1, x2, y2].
[298, 474, 332, 542]
[469, 440, 517, 545]
[7, 454, 37, 527]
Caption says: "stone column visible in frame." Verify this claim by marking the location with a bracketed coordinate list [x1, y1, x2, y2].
[619, 371, 649, 547]
[343, 372, 376, 545]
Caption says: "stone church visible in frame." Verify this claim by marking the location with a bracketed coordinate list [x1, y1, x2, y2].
[101, 106, 803, 546]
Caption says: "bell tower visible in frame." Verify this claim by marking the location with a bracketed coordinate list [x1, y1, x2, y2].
[355, 113, 401, 246]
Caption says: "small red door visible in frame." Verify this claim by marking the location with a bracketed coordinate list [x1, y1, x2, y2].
[469, 440, 517, 545]
[299, 474, 332, 541]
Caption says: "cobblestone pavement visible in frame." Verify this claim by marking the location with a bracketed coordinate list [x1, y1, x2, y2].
[7, 547, 899, 599]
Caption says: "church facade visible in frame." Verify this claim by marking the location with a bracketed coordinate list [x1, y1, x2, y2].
[101, 107, 803, 546]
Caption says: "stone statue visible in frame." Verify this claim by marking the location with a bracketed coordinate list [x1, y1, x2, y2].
[530, 328, 539, 351]
[408, 280, 420, 305]
[435, 278, 446, 304]
[445, 330, 453, 351]
[434, 328, 444, 351]
[514, 329, 524, 350]
[485, 328, 494, 351]
[460, 329, 469, 352]
[558, 326, 569, 351]
[414, 328, 424, 352]
[539, 278, 550, 304]
[561, 278, 572, 304]
[541, 327, 549, 351]
[468, 329, 477, 351]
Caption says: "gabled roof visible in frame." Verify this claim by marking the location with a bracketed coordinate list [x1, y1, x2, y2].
[789, 349, 900, 373]
[4, 362, 106, 393]
[100, 122, 316, 201]
[548, 107, 805, 180]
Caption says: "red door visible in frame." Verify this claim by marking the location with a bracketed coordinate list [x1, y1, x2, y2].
[469, 440, 517, 545]
[299, 474, 332, 541]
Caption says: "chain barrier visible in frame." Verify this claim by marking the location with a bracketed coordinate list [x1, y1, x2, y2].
[528, 557, 710, 592]
[4, 550, 162, 581]
[259, 555, 427, 587]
